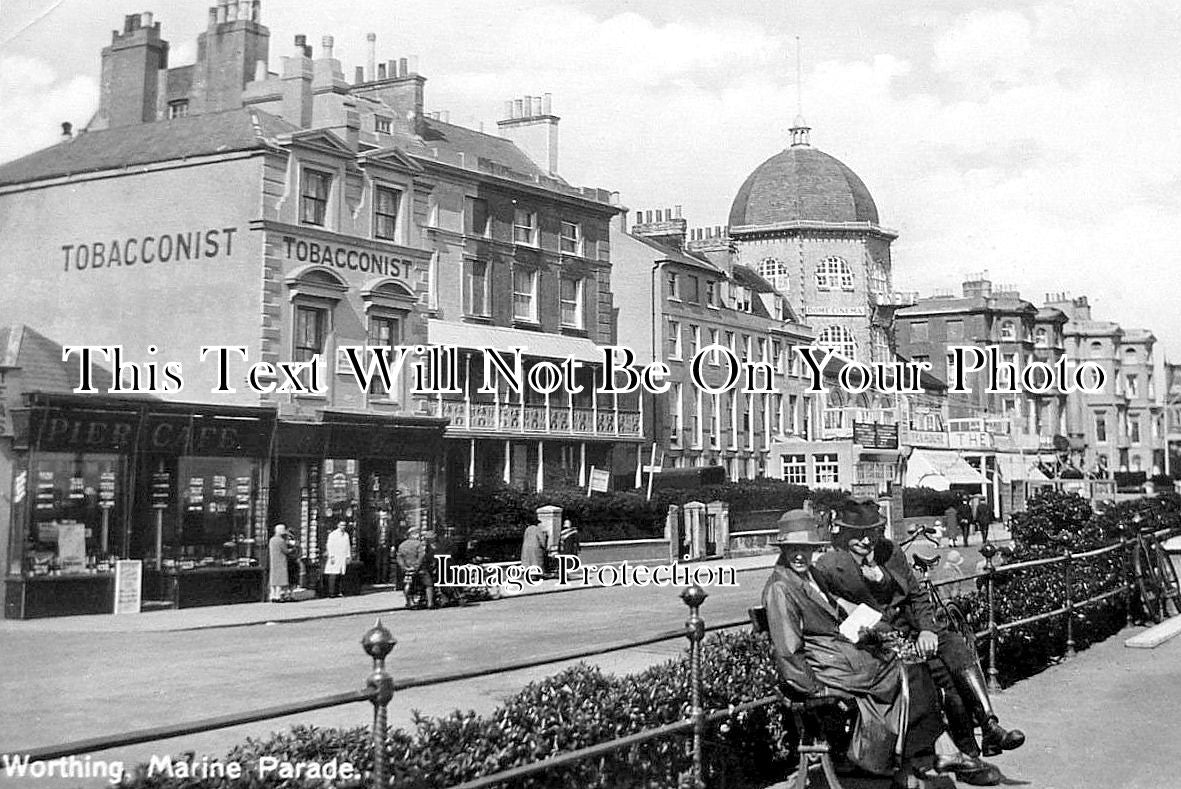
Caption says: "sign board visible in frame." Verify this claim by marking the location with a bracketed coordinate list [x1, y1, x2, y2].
[588, 467, 610, 493]
[151, 471, 171, 509]
[853, 421, 900, 450]
[56, 522, 87, 574]
[114, 560, 143, 614]
[851, 483, 879, 500]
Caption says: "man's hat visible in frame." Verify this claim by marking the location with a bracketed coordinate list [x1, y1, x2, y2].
[833, 499, 886, 531]
[775, 509, 827, 547]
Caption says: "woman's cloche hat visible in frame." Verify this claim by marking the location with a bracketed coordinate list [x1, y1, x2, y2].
[775, 509, 827, 547]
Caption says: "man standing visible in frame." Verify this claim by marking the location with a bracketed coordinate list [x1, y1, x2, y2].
[397, 530, 435, 609]
[323, 519, 351, 598]
[973, 496, 992, 544]
[812, 499, 1024, 786]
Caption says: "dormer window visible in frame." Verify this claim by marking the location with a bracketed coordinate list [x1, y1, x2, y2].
[300, 168, 332, 227]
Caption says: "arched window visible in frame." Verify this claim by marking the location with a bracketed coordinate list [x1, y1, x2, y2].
[1123, 347, 1138, 364]
[816, 256, 854, 291]
[1090, 341, 1103, 358]
[818, 325, 856, 359]
[759, 257, 790, 294]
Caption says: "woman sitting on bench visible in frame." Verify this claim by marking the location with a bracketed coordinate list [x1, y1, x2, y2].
[761, 510, 943, 785]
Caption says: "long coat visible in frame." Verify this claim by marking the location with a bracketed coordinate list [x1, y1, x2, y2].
[520, 523, 547, 569]
[942, 506, 961, 543]
[324, 528, 351, 576]
[762, 565, 939, 773]
[268, 534, 293, 587]
[811, 541, 940, 638]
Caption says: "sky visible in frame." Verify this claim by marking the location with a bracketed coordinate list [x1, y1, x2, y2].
[3, 0, 1180, 360]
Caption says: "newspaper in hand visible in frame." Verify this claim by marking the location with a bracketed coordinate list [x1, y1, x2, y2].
[839, 603, 883, 642]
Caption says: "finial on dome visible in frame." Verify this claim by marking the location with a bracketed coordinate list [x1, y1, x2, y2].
[790, 115, 811, 147]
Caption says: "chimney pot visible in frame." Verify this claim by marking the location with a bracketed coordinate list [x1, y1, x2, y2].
[227, 0, 239, 22]
[378, 63, 387, 79]
[294, 34, 306, 47]
[387, 59, 397, 79]
[322, 35, 334, 59]
[399, 57, 409, 77]
[216, 1, 227, 24]
[533, 96, 542, 115]
[542, 93, 552, 114]
[646, 211, 654, 223]
[513, 98, 524, 117]
[254, 59, 268, 80]
[61, 121, 73, 137]
[367, 32, 377, 82]
[675, 205, 682, 219]
[524, 96, 533, 117]
[503, 101, 513, 119]
[141, 12, 153, 28]
[355, 66, 365, 83]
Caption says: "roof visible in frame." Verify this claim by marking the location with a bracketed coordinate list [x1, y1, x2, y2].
[906, 449, 986, 489]
[427, 319, 605, 363]
[0, 108, 299, 187]
[728, 146, 879, 227]
[630, 234, 720, 274]
[0, 324, 115, 393]
[413, 118, 552, 183]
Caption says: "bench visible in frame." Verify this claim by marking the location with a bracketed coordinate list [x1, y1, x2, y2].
[749, 605, 848, 789]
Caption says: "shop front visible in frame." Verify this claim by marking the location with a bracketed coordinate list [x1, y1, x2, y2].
[271, 412, 447, 596]
[5, 394, 274, 618]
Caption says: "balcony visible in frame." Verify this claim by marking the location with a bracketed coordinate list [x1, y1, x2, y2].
[425, 398, 641, 439]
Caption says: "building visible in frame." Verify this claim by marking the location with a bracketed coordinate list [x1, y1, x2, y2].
[0, 2, 629, 616]
[725, 117, 902, 364]
[611, 207, 815, 481]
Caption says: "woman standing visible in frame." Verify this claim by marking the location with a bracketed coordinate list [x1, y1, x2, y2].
[268, 524, 294, 602]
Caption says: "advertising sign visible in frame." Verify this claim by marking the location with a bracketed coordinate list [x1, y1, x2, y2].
[114, 560, 143, 614]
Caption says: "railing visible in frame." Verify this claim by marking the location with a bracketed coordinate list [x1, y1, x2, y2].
[426, 400, 642, 437]
[19, 530, 1173, 787]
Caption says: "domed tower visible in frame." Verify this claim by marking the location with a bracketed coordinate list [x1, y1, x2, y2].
[727, 117, 897, 363]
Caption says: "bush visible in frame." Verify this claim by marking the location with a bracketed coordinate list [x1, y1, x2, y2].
[120, 631, 796, 789]
[652, 478, 811, 514]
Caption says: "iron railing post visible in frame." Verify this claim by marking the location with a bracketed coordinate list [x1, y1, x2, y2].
[362, 619, 396, 789]
[980, 542, 1001, 693]
[1120, 535, 1132, 627]
[1064, 548, 1075, 658]
[681, 584, 708, 789]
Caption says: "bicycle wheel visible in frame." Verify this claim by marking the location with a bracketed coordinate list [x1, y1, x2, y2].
[944, 601, 984, 670]
[1151, 538, 1181, 618]
[1135, 538, 1165, 624]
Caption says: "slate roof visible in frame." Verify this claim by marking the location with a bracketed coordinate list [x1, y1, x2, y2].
[630, 234, 720, 274]
[413, 117, 554, 183]
[729, 146, 879, 227]
[0, 324, 114, 393]
[0, 108, 299, 187]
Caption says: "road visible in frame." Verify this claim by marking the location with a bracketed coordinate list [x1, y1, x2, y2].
[0, 566, 764, 787]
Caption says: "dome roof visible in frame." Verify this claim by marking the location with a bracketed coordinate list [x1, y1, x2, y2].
[728, 146, 879, 227]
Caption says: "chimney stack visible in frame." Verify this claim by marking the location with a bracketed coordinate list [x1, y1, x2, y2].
[321, 35, 334, 60]
[497, 93, 561, 175]
[366, 32, 376, 81]
[61, 121, 73, 138]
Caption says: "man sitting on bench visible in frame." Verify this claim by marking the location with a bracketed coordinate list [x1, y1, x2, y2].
[761, 509, 943, 783]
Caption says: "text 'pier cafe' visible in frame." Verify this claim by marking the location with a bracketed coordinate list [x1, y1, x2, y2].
[3, 391, 448, 619]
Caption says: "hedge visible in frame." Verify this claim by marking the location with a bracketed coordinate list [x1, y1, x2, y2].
[120, 631, 796, 789]
[948, 490, 1181, 684]
[901, 487, 963, 518]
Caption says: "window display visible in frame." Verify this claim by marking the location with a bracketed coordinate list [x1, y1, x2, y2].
[22, 453, 125, 576]
[159, 456, 262, 569]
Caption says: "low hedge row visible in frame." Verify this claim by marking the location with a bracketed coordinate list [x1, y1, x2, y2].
[121, 631, 795, 789]
[901, 487, 963, 518]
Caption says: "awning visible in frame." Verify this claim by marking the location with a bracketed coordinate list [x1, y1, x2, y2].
[995, 453, 1050, 482]
[905, 449, 986, 490]
[428, 319, 605, 363]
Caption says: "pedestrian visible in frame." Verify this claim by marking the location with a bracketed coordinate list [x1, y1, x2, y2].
[397, 530, 435, 609]
[268, 524, 294, 602]
[973, 496, 992, 544]
[558, 518, 580, 557]
[956, 496, 973, 547]
[943, 503, 961, 547]
[323, 519, 351, 598]
[520, 521, 547, 571]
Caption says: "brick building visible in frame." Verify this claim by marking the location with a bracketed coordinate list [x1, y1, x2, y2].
[0, 2, 630, 616]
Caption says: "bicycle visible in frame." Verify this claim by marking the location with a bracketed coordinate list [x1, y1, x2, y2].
[898, 525, 980, 665]
[1127, 514, 1181, 624]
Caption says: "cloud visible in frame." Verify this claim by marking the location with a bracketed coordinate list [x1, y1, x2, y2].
[0, 55, 97, 162]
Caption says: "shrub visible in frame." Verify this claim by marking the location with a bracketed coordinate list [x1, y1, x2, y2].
[652, 479, 811, 514]
[119, 631, 796, 789]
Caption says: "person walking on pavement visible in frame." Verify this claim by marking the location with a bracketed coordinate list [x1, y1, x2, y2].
[397, 530, 435, 609]
[559, 518, 580, 558]
[973, 496, 992, 544]
[520, 521, 548, 572]
[812, 499, 1025, 787]
[323, 519, 351, 598]
[268, 524, 294, 602]
[956, 496, 973, 547]
[943, 503, 962, 547]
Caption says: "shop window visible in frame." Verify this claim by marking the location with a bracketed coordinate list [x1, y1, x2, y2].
[466, 260, 491, 317]
[173, 456, 262, 568]
[560, 221, 583, 255]
[374, 186, 402, 241]
[513, 208, 538, 246]
[513, 268, 538, 322]
[560, 276, 584, 329]
[300, 168, 332, 227]
[814, 453, 840, 484]
[19, 454, 126, 576]
[782, 454, 807, 484]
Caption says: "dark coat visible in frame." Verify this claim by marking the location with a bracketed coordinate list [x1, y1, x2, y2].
[811, 541, 940, 638]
